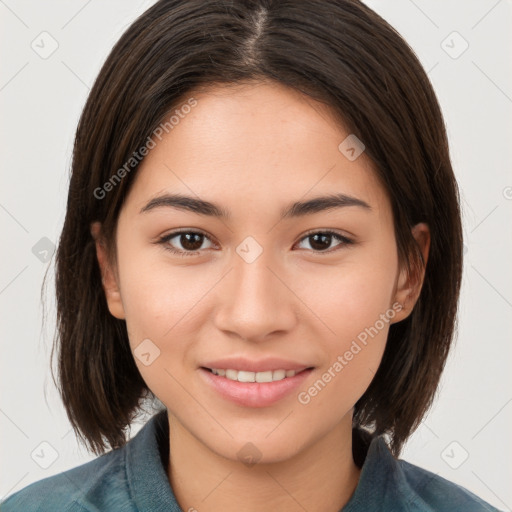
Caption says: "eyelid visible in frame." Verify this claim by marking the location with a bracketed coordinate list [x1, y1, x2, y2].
[159, 227, 213, 240]
[300, 227, 355, 241]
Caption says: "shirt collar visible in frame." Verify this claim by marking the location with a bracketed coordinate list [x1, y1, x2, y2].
[342, 433, 411, 510]
[125, 409, 181, 511]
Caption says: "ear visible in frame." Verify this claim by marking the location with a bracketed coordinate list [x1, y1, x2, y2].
[90, 221, 126, 320]
[391, 222, 430, 323]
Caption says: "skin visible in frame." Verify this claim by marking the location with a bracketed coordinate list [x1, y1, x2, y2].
[91, 81, 429, 512]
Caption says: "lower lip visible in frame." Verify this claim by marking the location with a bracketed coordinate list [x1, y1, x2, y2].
[199, 367, 314, 408]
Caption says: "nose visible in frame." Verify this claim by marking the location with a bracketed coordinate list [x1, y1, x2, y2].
[213, 246, 298, 343]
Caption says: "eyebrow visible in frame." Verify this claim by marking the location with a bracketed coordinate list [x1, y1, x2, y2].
[139, 192, 371, 219]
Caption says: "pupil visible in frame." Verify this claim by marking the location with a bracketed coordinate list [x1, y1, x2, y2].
[181, 233, 203, 251]
[310, 234, 331, 251]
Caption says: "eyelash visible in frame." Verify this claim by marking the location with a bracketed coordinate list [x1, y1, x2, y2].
[156, 228, 355, 257]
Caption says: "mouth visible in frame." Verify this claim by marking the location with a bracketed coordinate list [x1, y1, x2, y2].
[198, 366, 315, 407]
[201, 366, 314, 383]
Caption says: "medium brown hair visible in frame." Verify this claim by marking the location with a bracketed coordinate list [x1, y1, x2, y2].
[51, 0, 463, 457]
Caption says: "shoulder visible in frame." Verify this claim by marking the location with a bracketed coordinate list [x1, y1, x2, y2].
[0, 445, 134, 512]
[397, 458, 502, 512]
[349, 434, 503, 512]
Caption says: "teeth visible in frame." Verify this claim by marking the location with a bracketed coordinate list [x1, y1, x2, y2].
[211, 368, 298, 382]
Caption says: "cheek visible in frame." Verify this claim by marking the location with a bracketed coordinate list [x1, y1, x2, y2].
[115, 250, 204, 405]
[296, 281, 393, 419]
[296, 248, 397, 395]
[299, 248, 398, 341]
[115, 241, 210, 341]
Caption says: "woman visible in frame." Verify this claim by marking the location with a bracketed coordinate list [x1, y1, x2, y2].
[1, 0, 501, 510]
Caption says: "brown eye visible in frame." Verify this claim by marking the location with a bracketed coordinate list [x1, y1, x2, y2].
[158, 230, 214, 256]
[296, 231, 354, 253]
[176, 232, 205, 251]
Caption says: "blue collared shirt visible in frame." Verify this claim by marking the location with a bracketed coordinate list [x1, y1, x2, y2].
[0, 410, 501, 511]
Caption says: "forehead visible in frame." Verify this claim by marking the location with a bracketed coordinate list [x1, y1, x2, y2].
[124, 81, 390, 221]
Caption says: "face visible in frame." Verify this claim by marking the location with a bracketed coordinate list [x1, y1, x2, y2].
[92, 81, 428, 464]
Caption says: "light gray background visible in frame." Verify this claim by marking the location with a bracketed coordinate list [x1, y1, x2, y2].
[1, 0, 511, 509]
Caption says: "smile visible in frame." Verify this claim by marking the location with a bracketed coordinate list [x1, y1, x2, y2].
[199, 367, 314, 407]
[208, 368, 304, 382]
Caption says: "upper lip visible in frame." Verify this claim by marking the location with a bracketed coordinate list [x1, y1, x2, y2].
[201, 357, 314, 373]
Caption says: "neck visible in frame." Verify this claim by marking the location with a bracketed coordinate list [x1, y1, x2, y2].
[167, 413, 362, 512]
